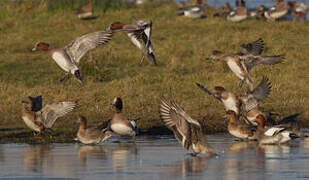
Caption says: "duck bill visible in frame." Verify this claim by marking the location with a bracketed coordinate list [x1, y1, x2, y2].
[147, 52, 157, 66]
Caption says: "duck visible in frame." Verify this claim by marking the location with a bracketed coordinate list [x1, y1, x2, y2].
[159, 98, 217, 157]
[264, 0, 288, 21]
[196, 76, 271, 126]
[75, 115, 113, 144]
[254, 114, 299, 145]
[213, 3, 232, 17]
[112, 20, 157, 66]
[227, 0, 248, 22]
[226, 110, 257, 140]
[288, 1, 307, 22]
[255, 5, 268, 20]
[101, 97, 137, 141]
[209, 40, 284, 91]
[177, 0, 205, 19]
[76, 0, 94, 20]
[21, 96, 76, 135]
[32, 26, 115, 84]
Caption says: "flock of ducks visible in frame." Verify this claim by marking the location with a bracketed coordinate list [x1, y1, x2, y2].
[178, 0, 307, 22]
[19, 0, 306, 158]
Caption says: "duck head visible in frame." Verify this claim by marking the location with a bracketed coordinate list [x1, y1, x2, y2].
[109, 22, 126, 31]
[254, 114, 266, 130]
[208, 50, 225, 60]
[32, 42, 50, 52]
[213, 86, 226, 100]
[112, 97, 123, 112]
[21, 96, 42, 111]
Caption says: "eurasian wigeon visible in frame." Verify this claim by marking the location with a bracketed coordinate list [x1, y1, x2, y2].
[159, 98, 217, 157]
[75, 115, 113, 144]
[177, 1, 205, 19]
[76, 0, 94, 20]
[110, 20, 157, 66]
[227, 0, 248, 22]
[209, 42, 283, 90]
[21, 96, 76, 135]
[288, 1, 307, 22]
[254, 114, 299, 145]
[102, 97, 138, 141]
[226, 110, 257, 140]
[264, 0, 288, 21]
[196, 76, 271, 126]
[32, 27, 114, 84]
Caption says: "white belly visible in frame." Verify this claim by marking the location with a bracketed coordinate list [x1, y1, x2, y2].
[227, 15, 247, 22]
[229, 129, 249, 139]
[22, 116, 40, 132]
[111, 123, 133, 136]
[52, 52, 76, 72]
[128, 33, 143, 50]
[227, 60, 244, 80]
[77, 136, 101, 145]
[223, 97, 238, 114]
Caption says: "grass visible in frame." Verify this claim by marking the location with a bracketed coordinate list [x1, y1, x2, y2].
[0, 1, 308, 143]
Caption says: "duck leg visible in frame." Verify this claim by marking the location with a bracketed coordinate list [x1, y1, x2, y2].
[139, 55, 145, 66]
[60, 73, 70, 83]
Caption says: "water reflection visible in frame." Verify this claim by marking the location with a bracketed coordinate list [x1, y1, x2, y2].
[0, 135, 309, 179]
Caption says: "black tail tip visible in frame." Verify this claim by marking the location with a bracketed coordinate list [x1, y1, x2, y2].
[289, 133, 299, 139]
[74, 70, 83, 84]
[148, 53, 157, 66]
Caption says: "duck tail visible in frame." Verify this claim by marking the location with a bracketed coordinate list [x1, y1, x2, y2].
[74, 70, 83, 84]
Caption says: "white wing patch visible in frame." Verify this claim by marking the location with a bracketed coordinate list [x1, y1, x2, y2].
[226, 59, 245, 80]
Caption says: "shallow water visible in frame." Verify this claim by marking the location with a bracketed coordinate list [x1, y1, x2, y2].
[1, 134, 309, 180]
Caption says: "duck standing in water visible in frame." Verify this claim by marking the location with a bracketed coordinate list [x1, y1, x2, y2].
[75, 115, 113, 144]
[21, 96, 77, 135]
[254, 114, 299, 145]
[32, 25, 115, 84]
[159, 98, 217, 157]
[100, 97, 137, 142]
[226, 110, 257, 140]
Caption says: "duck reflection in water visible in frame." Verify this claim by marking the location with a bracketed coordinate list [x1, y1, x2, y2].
[23, 145, 53, 173]
[228, 141, 258, 153]
[78, 145, 108, 166]
[109, 143, 138, 171]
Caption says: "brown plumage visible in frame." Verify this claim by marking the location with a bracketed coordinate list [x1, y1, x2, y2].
[159, 98, 217, 156]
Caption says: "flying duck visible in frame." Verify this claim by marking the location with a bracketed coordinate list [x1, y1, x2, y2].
[21, 96, 76, 135]
[32, 26, 114, 84]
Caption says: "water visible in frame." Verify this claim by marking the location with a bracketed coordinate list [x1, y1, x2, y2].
[1, 134, 309, 180]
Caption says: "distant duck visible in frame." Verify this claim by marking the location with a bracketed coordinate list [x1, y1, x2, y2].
[110, 20, 157, 66]
[227, 0, 248, 22]
[255, 5, 268, 20]
[213, 3, 232, 17]
[288, 1, 307, 22]
[254, 114, 299, 145]
[76, 0, 95, 20]
[32, 26, 114, 84]
[178, 5, 205, 18]
[21, 96, 76, 135]
[159, 98, 217, 157]
[226, 110, 257, 140]
[209, 38, 284, 91]
[177, 0, 205, 19]
[264, 0, 288, 21]
[75, 115, 113, 144]
[196, 76, 271, 126]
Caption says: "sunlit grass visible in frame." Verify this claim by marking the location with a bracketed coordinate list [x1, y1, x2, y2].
[0, 1, 308, 143]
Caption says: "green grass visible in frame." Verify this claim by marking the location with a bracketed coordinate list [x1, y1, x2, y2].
[0, 1, 308, 143]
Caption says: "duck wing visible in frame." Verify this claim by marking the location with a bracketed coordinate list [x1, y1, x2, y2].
[64, 29, 113, 64]
[159, 98, 201, 150]
[240, 38, 264, 55]
[38, 101, 77, 128]
[241, 54, 284, 72]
